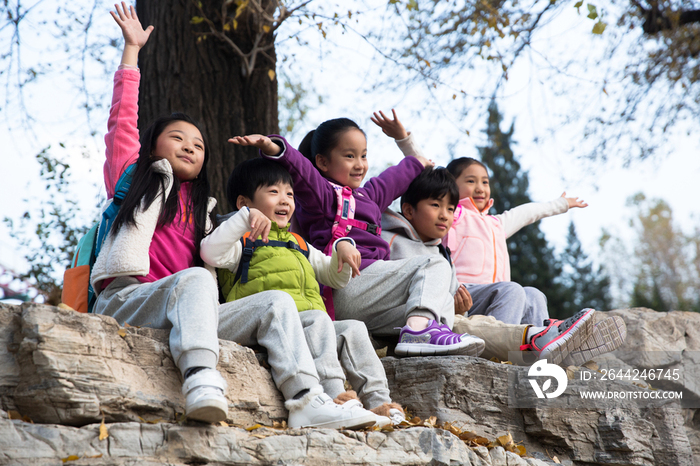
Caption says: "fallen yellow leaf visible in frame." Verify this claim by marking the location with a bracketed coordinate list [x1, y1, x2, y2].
[582, 361, 598, 371]
[57, 303, 75, 311]
[61, 456, 80, 463]
[497, 433, 513, 446]
[117, 328, 127, 338]
[246, 423, 264, 431]
[99, 419, 109, 441]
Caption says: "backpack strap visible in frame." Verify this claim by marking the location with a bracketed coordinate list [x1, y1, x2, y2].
[323, 181, 381, 256]
[234, 231, 310, 284]
[95, 163, 136, 258]
[438, 244, 453, 266]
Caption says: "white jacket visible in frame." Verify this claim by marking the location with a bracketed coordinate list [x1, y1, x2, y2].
[90, 159, 217, 294]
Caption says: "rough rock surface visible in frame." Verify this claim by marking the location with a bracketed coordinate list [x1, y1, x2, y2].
[0, 303, 285, 427]
[1, 303, 698, 465]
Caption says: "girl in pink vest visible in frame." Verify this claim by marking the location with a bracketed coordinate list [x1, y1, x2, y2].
[444, 157, 587, 325]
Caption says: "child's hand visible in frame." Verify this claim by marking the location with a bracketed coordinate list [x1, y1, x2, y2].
[414, 154, 435, 168]
[454, 285, 473, 315]
[248, 208, 271, 243]
[228, 135, 281, 156]
[561, 192, 588, 209]
[336, 240, 361, 278]
[111, 2, 154, 49]
[371, 109, 408, 140]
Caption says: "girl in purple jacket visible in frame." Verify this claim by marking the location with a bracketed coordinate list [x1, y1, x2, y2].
[229, 116, 484, 357]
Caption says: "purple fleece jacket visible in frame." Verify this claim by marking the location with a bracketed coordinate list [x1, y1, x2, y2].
[262, 136, 424, 270]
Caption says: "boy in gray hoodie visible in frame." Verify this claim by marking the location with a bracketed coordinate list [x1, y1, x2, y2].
[382, 167, 620, 365]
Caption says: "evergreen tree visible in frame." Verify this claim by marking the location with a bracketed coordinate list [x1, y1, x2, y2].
[560, 222, 611, 313]
[477, 102, 570, 318]
[630, 278, 669, 311]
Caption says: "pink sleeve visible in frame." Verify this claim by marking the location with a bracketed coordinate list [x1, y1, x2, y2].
[103, 69, 141, 198]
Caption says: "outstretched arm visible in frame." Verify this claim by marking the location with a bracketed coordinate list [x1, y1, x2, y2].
[371, 109, 408, 140]
[228, 134, 281, 156]
[374, 109, 433, 168]
[110, 2, 154, 67]
[561, 192, 588, 209]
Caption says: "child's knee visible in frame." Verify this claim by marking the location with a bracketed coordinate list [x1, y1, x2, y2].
[498, 282, 526, 301]
[523, 287, 547, 306]
[334, 319, 371, 341]
[263, 290, 299, 317]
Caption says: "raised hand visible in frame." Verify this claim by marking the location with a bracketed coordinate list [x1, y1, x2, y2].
[228, 135, 281, 156]
[111, 2, 153, 49]
[336, 240, 361, 278]
[371, 109, 408, 140]
[561, 192, 589, 209]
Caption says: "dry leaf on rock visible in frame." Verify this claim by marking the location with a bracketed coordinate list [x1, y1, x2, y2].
[8, 410, 32, 423]
[582, 361, 598, 371]
[492, 432, 527, 456]
[99, 418, 109, 441]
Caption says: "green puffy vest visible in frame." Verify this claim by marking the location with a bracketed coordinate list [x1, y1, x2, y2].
[218, 223, 326, 313]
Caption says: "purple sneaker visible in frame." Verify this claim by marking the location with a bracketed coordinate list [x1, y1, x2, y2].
[394, 320, 485, 357]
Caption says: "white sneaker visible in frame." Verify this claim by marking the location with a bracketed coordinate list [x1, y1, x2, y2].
[181, 368, 228, 423]
[373, 414, 392, 428]
[388, 407, 406, 425]
[343, 399, 391, 428]
[286, 388, 376, 430]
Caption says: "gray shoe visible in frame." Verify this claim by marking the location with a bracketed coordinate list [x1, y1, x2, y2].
[523, 308, 595, 365]
[561, 316, 627, 366]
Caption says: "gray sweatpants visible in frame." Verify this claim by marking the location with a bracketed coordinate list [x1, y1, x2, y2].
[333, 255, 455, 336]
[95, 272, 322, 401]
[216, 290, 324, 400]
[300, 311, 392, 409]
[94, 268, 220, 377]
[465, 282, 549, 326]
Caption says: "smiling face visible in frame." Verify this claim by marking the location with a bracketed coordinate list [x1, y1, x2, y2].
[152, 120, 205, 181]
[402, 195, 456, 242]
[315, 128, 368, 189]
[239, 182, 295, 227]
[454, 163, 490, 211]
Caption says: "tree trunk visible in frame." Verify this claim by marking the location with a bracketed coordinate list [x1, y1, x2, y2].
[136, 0, 279, 214]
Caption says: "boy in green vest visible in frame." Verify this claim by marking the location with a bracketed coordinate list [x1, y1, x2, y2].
[201, 158, 404, 427]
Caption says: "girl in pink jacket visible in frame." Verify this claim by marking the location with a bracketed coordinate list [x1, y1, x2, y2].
[444, 157, 587, 325]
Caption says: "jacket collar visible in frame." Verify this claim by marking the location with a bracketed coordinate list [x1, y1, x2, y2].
[382, 208, 442, 246]
[457, 196, 494, 216]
